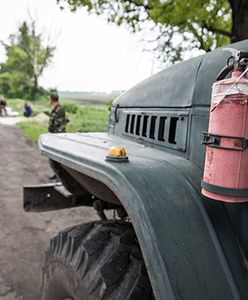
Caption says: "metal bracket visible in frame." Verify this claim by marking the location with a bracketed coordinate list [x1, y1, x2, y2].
[114, 104, 120, 122]
[202, 132, 248, 151]
[201, 180, 248, 197]
[23, 182, 93, 212]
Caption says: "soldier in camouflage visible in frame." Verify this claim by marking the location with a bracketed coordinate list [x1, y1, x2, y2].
[48, 93, 68, 133]
[48, 93, 69, 180]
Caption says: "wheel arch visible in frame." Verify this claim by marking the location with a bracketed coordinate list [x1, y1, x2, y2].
[39, 134, 248, 300]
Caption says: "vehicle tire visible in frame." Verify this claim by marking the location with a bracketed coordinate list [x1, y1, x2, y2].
[42, 220, 154, 300]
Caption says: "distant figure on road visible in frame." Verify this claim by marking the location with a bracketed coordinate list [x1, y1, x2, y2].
[0, 98, 18, 117]
[48, 93, 69, 133]
[0, 98, 7, 116]
[24, 102, 33, 118]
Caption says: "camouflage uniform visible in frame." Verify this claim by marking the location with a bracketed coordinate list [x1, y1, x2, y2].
[48, 104, 68, 133]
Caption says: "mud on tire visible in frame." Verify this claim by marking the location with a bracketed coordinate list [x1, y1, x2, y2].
[42, 220, 154, 300]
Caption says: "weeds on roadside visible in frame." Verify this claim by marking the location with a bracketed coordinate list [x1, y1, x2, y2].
[8, 99, 109, 142]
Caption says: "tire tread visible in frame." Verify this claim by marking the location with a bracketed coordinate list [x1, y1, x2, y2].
[42, 220, 154, 300]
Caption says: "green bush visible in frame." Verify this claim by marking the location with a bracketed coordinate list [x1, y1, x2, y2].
[62, 101, 79, 114]
[7, 99, 26, 114]
[67, 106, 109, 132]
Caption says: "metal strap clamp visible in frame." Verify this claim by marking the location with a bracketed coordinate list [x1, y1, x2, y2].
[202, 132, 248, 151]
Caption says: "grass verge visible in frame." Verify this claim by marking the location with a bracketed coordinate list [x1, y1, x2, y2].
[17, 121, 48, 141]
[8, 99, 109, 142]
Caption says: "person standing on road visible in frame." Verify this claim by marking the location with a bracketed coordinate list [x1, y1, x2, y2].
[48, 93, 69, 180]
[48, 93, 68, 133]
[0, 98, 7, 116]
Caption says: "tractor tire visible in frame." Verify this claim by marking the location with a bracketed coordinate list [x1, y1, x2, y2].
[42, 220, 154, 300]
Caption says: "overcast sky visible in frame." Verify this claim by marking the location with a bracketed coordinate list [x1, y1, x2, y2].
[0, 0, 162, 93]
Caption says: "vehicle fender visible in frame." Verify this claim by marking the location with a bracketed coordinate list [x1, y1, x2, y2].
[112, 157, 247, 300]
[39, 134, 248, 300]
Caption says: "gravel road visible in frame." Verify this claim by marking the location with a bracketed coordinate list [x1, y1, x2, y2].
[0, 123, 97, 299]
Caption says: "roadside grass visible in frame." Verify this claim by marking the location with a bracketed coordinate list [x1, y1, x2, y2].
[8, 98, 49, 116]
[18, 121, 48, 141]
[67, 106, 109, 132]
[8, 99, 109, 142]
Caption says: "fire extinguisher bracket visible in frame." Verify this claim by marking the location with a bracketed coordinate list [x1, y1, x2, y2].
[201, 180, 248, 197]
[202, 132, 248, 151]
[202, 49, 248, 202]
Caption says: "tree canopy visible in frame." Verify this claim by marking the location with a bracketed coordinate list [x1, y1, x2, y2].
[58, 0, 248, 63]
[0, 19, 55, 99]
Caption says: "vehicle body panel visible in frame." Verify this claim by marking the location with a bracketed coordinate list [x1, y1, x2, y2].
[114, 40, 248, 108]
[39, 133, 248, 299]
[38, 40, 248, 299]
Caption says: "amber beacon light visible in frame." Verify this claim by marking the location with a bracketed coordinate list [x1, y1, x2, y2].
[106, 146, 129, 162]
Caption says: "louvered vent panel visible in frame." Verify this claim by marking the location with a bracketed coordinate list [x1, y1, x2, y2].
[124, 112, 188, 152]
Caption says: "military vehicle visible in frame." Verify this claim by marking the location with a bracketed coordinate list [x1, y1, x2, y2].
[24, 40, 248, 300]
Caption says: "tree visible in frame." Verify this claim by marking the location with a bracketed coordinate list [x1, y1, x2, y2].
[230, 0, 248, 42]
[0, 19, 55, 99]
[57, 0, 248, 63]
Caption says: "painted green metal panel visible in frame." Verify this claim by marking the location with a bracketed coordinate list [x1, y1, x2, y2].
[39, 133, 248, 300]
[114, 40, 248, 108]
[38, 40, 248, 299]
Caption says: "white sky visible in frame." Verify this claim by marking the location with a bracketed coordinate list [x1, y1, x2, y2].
[0, 0, 161, 93]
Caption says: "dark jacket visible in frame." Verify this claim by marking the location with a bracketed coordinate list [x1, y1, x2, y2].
[24, 104, 33, 117]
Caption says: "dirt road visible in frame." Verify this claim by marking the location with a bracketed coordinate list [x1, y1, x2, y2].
[0, 124, 97, 299]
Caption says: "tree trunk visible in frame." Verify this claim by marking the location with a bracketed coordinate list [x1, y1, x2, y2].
[33, 75, 38, 99]
[230, 0, 248, 42]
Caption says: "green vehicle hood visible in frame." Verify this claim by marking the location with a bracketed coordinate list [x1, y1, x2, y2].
[113, 39, 248, 108]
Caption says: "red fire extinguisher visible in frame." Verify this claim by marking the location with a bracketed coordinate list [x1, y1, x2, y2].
[202, 48, 248, 203]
